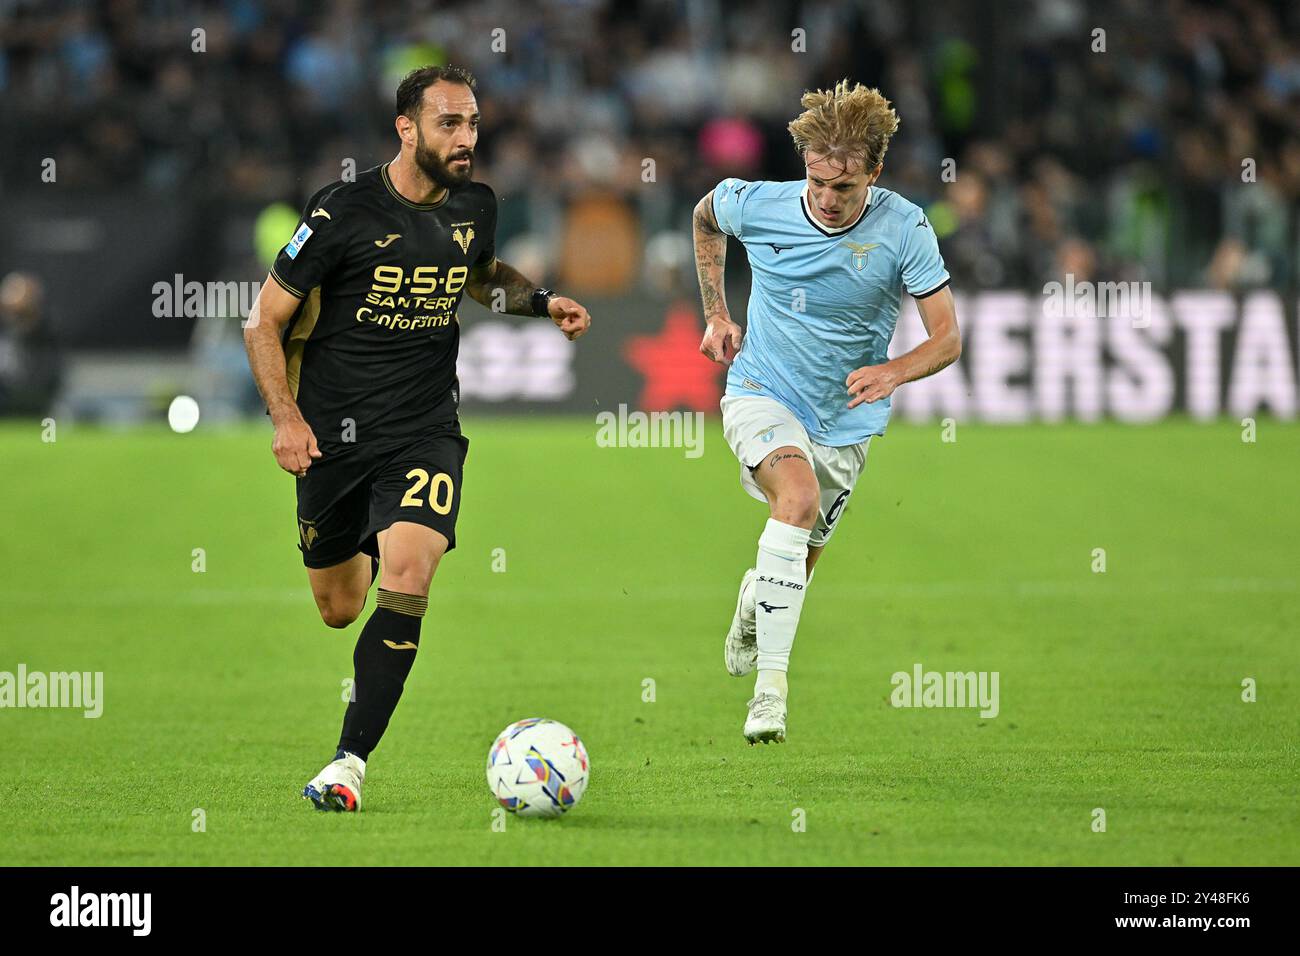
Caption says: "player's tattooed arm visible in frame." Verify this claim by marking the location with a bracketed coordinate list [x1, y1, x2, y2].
[694, 190, 743, 365]
[243, 276, 322, 476]
[464, 258, 536, 314]
[464, 258, 591, 340]
[693, 192, 728, 320]
[846, 286, 962, 409]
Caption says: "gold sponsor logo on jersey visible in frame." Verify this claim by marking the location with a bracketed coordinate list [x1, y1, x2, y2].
[841, 241, 880, 271]
[355, 306, 455, 330]
[451, 225, 474, 255]
[374, 233, 401, 248]
[311, 207, 332, 220]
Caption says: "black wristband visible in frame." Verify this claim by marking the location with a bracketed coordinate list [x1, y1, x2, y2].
[531, 288, 556, 317]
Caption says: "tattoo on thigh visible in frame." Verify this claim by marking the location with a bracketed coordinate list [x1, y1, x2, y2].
[768, 452, 809, 468]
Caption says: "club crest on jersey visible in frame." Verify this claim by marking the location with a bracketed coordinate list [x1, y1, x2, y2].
[451, 224, 475, 255]
[841, 241, 880, 271]
[285, 222, 313, 259]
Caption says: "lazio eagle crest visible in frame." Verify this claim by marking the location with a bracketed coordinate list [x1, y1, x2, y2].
[841, 241, 880, 271]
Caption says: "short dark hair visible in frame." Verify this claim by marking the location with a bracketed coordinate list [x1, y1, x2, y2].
[395, 65, 477, 120]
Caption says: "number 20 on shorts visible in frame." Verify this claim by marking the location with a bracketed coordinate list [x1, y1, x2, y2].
[401, 468, 454, 514]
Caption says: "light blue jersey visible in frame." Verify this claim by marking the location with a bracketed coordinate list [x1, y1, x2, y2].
[713, 177, 949, 445]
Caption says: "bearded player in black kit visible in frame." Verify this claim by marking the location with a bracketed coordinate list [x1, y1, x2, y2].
[243, 66, 591, 812]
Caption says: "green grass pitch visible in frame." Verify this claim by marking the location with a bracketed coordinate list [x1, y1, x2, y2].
[1, 417, 1296, 866]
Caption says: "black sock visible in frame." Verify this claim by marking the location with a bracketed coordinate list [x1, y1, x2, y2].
[337, 588, 427, 761]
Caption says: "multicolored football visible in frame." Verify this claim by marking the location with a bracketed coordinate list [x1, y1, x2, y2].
[486, 718, 590, 818]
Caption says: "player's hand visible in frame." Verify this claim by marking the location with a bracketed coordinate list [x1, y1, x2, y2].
[271, 415, 322, 477]
[699, 315, 743, 365]
[846, 363, 901, 408]
[548, 297, 591, 340]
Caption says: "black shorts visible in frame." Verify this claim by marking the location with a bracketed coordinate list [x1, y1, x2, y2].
[294, 429, 470, 569]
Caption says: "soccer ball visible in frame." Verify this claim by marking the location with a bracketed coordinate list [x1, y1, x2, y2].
[486, 718, 590, 818]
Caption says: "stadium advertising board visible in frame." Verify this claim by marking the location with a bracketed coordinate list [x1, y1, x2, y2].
[457, 291, 1300, 422]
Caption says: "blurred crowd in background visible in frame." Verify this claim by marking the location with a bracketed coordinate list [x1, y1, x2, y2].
[2, 0, 1299, 313]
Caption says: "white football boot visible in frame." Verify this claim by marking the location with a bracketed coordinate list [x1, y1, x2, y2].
[724, 568, 758, 676]
[302, 750, 366, 812]
[744, 692, 787, 745]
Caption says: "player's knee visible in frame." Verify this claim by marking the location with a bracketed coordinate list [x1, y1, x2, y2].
[316, 593, 364, 629]
[772, 486, 819, 528]
[378, 553, 439, 596]
[377, 524, 449, 596]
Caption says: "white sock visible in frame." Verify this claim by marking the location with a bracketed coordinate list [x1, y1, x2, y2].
[753, 518, 810, 697]
[755, 669, 788, 698]
[740, 568, 757, 618]
[744, 568, 814, 623]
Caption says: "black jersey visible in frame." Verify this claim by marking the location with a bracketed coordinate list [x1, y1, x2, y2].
[269, 163, 497, 453]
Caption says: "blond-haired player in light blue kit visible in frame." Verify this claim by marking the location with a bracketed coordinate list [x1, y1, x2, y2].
[692, 81, 963, 744]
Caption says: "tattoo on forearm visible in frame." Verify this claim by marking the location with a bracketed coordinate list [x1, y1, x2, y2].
[694, 197, 728, 320]
[697, 260, 725, 317]
[466, 259, 539, 315]
[768, 452, 809, 468]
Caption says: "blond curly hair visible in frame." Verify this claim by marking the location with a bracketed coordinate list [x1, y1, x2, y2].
[788, 79, 900, 172]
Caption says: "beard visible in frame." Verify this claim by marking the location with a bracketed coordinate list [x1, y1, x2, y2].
[415, 129, 474, 189]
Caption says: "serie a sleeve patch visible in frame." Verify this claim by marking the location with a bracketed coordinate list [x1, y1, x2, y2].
[285, 222, 314, 259]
